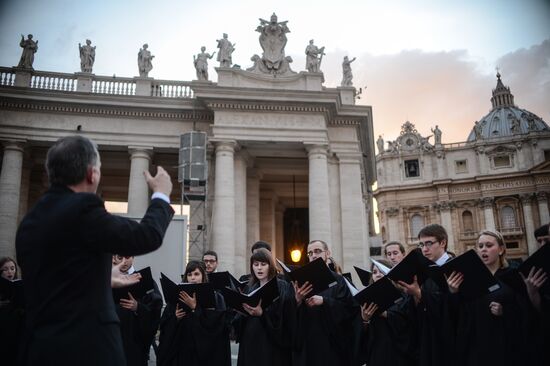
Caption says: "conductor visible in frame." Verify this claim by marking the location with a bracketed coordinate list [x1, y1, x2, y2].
[16, 135, 174, 366]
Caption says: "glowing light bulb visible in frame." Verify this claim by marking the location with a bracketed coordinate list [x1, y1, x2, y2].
[290, 249, 302, 263]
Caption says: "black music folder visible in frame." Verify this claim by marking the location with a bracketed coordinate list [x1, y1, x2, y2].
[208, 271, 248, 292]
[353, 276, 402, 315]
[386, 249, 435, 285]
[160, 272, 216, 311]
[277, 257, 337, 296]
[354, 266, 372, 287]
[518, 244, 550, 293]
[0, 277, 24, 308]
[221, 276, 280, 314]
[440, 249, 501, 300]
[112, 267, 155, 303]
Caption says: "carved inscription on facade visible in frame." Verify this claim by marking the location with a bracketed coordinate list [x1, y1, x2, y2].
[481, 179, 533, 190]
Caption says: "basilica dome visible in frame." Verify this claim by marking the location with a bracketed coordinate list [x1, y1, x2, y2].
[467, 73, 548, 142]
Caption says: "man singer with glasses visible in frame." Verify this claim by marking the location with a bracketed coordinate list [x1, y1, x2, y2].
[396, 223, 456, 366]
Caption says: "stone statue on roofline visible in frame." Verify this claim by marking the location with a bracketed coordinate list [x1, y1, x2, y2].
[431, 125, 442, 145]
[305, 39, 324, 73]
[341, 56, 356, 86]
[248, 13, 295, 76]
[193, 46, 215, 81]
[18, 34, 38, 69]
[79, 39, 95, 73]
[216, 33, 235, 68]
[377, 135, 384, 154]
[138, 44, 154, 77]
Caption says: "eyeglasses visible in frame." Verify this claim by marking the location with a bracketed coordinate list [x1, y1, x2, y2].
[307, 249, 326, 257]
[417, 240, 439, 249]
[203, 259, 217, 264]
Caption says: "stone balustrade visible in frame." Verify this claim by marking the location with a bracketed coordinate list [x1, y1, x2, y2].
[92, 75, 136, 95]
[0, 66, 193, 98]
[31, 70, 77, 91]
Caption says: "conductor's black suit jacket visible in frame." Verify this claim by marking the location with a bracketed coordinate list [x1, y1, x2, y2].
[16, 184, 174, 366]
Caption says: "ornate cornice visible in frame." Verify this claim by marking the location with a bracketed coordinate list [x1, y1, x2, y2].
[330, 118, 362, 126]
[205, 102, 329, 114]
[0, 99, 212, 121]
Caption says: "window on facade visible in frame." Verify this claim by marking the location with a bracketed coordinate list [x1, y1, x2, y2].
[462, 210, 474, 232]
[405, 159, 420, 177]
[410, 214, 424, 238]
[493, 155, 511, 168]
[500, 206, 517, 228]
[544, 150, 550, 162]
[506, 241, 520, 249]
[455, 160, 468, 174]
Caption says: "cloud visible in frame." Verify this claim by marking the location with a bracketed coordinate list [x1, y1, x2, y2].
[327, 39, 550, 144]
[495, 39, 550, 119]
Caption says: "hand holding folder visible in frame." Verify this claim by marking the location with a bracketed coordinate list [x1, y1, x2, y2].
[439, 249, 500, 300]
[221, 276, 280, 314]
[277, 257, 337, 296]
[160, 273, 216, 311]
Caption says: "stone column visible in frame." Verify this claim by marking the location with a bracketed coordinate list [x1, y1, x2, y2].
[439, 201, 456, 253]
[306, 144, 332, 244]
[338, 153, 367, 271]
[480, 197, 496, 231]
[275, 204, 285, 260]
[18, 153, 33, 223]
[246, 169, 261, 255]
[234, 151, 248, 275]
[260, 192, 276, 248]
[0, 141, 25, 258]
[521, 194, 538, 255]
[212, 141, 236, 273]
[536, 192, 550, 226]
[127, 147, 152, 217]
[386, 207, 400, 242]
[328, 156, 343, 264]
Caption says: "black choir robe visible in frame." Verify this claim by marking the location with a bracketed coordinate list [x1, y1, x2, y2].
[292, 272, 358, 366]
[413, 260, 458, 366]
[0, 296, 25, 365]
[355, 294, 417, 366]
[455, 267, 532, 366]
[116, 281, 163, 366]
[157, 292, 231, 366]
[233, 278, 296, 366]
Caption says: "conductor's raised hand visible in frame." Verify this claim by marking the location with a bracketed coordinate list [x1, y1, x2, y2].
[111, 262, 141, 288]
[144, 166, 172, 197]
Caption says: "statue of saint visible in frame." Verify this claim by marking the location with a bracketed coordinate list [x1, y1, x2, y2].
[216, 33, 235, 68]
[431, 125, 442, 145]
[341, 56, 356, 86]
[376, 135, 384, 154]
[254, 13, 292, 74]
[474, 121, 483, 140]
[78, 39, 96, 73]
[193, 46, 215, 81]
[138, 44, 154, 77]
[18, 34, 38, 69]
[305, 39, 324, 73]
[510, 117, 520, 134]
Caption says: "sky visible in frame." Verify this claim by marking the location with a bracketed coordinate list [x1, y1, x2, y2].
[0, 0, 549, 148]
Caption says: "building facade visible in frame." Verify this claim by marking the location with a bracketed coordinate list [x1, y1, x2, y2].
[0, 21, 376, 277]
[374, 73, 550, 259]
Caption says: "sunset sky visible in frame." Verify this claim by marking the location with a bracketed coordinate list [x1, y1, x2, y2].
[0, 0, 548, 149]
